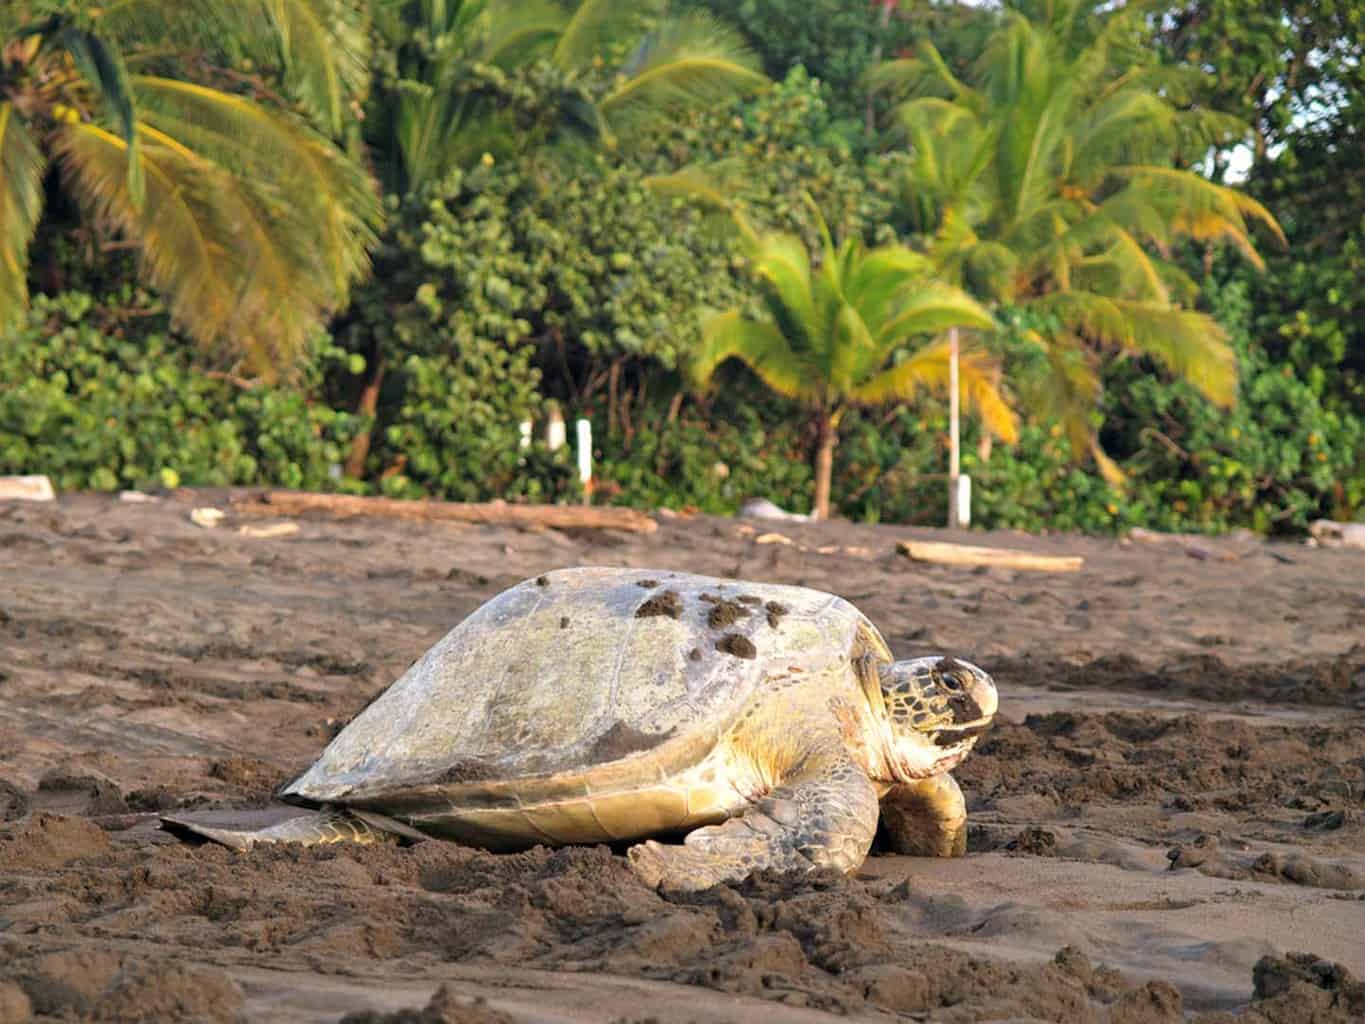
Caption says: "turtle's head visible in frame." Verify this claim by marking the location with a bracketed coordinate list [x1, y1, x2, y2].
[870, 656, 997, 782]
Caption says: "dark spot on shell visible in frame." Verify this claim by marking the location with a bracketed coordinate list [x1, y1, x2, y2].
[765, 601, 789, 628]
[688, 648, 702, 662]
[636, 578, 659, 588]
[716, 633, 756, 660]
[559, 616, 570, 629]
[636, 590, 682, 619]
[737, 594, 762, 605]
[535, 575, 549, 587]
[707, 599, 749, 629]
[435, 757, 499, 783]
[589, 721, 677, 761]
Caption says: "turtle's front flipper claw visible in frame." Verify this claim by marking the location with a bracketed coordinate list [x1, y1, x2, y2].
[628, 840, 726, 890]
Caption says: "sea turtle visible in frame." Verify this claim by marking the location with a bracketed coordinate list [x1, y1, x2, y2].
[164, 568, 997, 889]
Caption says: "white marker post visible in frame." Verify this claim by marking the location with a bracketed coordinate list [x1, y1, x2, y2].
[956, 473, 972, 528]
[575, 418, 593, 504]
[545, 406, 566, 451]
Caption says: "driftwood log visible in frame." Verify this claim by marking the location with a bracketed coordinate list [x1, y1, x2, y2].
[0, 475, 55, 501]
[898, 539, 1083, 573]
[231, 491, 658, 534]
[1310, 519, 1365, 550]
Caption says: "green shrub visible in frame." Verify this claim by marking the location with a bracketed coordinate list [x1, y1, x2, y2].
[597, 395, 813, 515]
[830, 279, 1364, 534]
[0, 291, 357, 492]
[1099, 278, 1364, 532]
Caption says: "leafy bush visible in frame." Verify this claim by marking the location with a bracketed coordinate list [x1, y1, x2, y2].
[671, 0, 992, 122]
[596, 392, 813, 515]
[334, 150, 742, 497]
[0, 291, 357, 492]
[1100, 278, 1364, 532]
[635, 68, 902, 246]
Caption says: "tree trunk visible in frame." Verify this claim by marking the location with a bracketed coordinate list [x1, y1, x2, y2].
[812, 411, 837, 521]
[607, 360, 621, 436]
[343, 354, 386, 479]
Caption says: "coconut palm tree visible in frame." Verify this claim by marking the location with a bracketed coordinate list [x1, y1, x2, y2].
[868, 0, 1283, 480]
[671, 190, 1017, 519]
[1, 2, 381, 371]
[368, 0, 768, 194]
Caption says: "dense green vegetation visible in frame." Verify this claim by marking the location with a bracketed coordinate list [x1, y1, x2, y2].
[1, 0, 1360, 532]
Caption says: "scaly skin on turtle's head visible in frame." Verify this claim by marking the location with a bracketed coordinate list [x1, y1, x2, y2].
[873, 656, 998, 782]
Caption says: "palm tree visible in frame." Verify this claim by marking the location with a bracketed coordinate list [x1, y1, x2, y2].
[869, 0, 1283, 481]
[368, 0, 768, 194]
[1, 2, 381, 371]
[670, 189, 1017, 519]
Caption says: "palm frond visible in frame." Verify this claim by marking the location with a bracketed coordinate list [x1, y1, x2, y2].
[691, 310, 821, 404]
[876, 282, 996, 345]
[867, 39, 977, 106]
[261, 0, 372, 137]
[850, 339, 1018, 441]
[0, 103, 46, 330]
[1089, 437, 1126, 487]
[842, 244, 932, 330]
[479, 0, 564, 67]
[553, 0, 662, 70]
[132, 76, 380, 298]
[751, 232, 820, 355]
[96, 0, 371, 138]
[962, 240, 1019, 302]
[828, 303, 877, 395]
[55, 123, 237, 350]
[57, 26, 144, 205]
[1039, 291, 1237, 406]
[599, 13, 766, 124]
[53, 115, 370, 371]
[1112, 165, 1285, 260]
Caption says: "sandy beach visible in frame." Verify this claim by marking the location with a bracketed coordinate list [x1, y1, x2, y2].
[1, 491, 1362, 1022]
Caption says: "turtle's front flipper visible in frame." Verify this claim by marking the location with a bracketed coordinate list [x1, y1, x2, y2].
[160, 807, 400, 851]
[628, 754, 880, 890]
[878, 774, 967, 857]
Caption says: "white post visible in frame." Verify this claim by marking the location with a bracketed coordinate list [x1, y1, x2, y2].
[575, 418, 593, 504]
[546, 406, 566, 451]
[947, 326, 961, 528]
[956, 473, 972, 527]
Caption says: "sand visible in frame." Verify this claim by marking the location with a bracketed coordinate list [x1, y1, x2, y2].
[1, 490, 1363, 1023]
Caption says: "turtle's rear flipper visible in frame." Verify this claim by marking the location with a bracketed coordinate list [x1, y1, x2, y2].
[159, 807, 422, 851]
